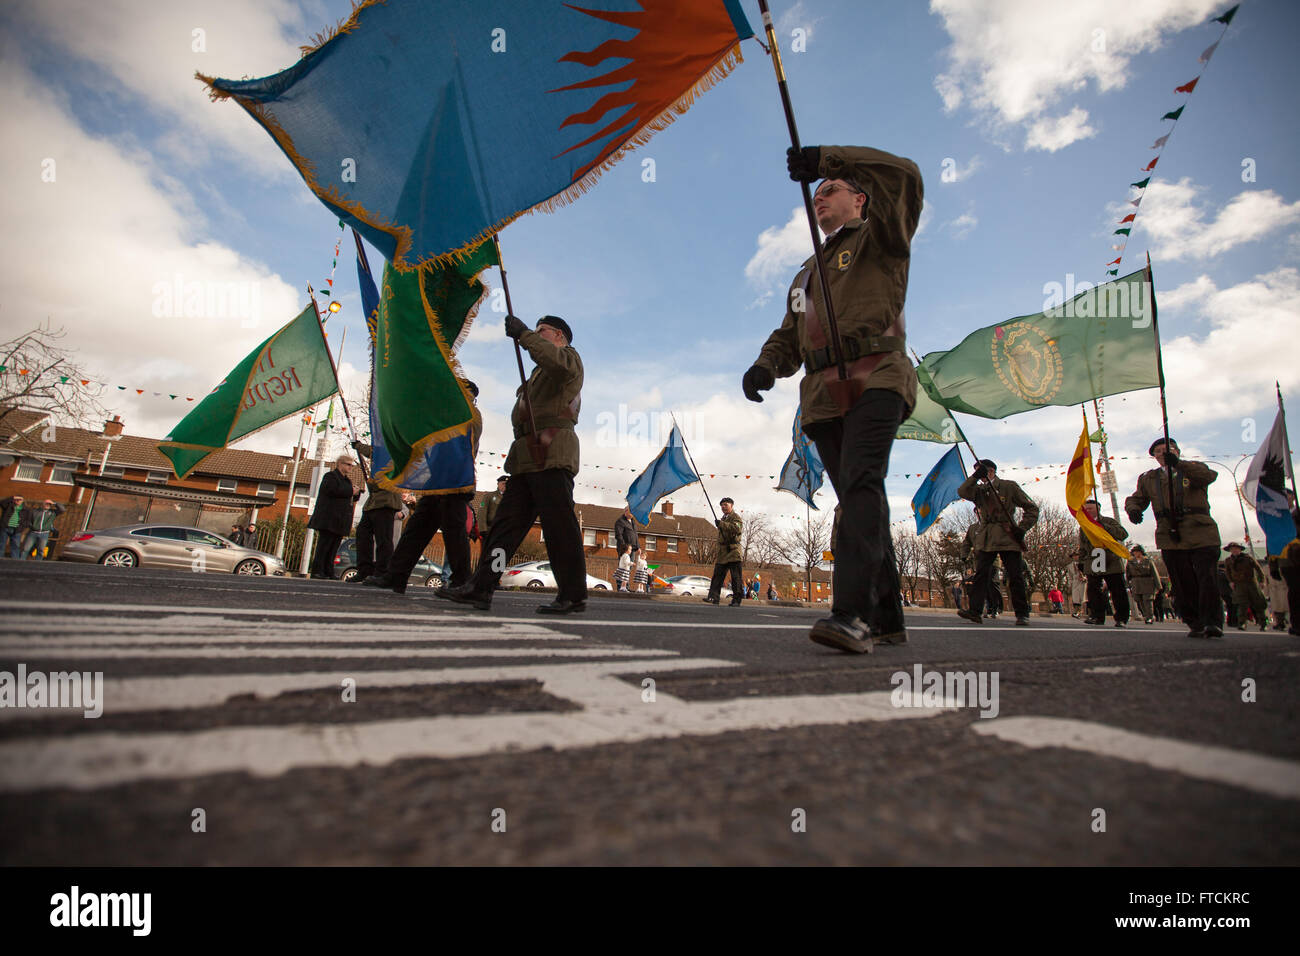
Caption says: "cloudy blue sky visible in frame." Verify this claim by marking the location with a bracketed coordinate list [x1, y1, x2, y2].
[3, 0, 1298, 550]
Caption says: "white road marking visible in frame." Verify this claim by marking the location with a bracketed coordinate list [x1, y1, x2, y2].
[0, 645, 676, 661]
[973, 717, 1300, 800]
[0, 685, 950, 791]
[0, 658, 744, 718]
[1165, 659, 1232, 667]
[1083, 666, 1137, 674]
[0, 619, 572, 645]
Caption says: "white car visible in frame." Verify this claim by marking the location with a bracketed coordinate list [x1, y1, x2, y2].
[499, 561, 612, 591]
[665, 574, 732, 599]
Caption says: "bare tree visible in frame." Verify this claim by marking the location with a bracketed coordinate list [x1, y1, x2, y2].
[892, 529, 927, 603]
[0, 324, 110, 431]
[1022, 499, 1078, 597]
[686, 533, 717, 566]
[773, 512, 833, 579]
[740, 509, 786, 567]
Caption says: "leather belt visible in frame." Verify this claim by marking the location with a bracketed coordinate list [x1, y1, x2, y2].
[804, 334, 905, 374]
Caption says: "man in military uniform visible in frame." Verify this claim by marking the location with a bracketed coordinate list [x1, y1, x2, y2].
[704, 497, 743, 606]
[742, 144, 923, 653]
[1078, 499, 1131, 627]
[479, 476, 507, 539]
[363, 382, 483, 595]
[438, 315, 587, 614]
[1125, 437, 1224, 638]
[956, 460, 1039, 625]
[1125, 544, 1162, 624]
[351, 442, 405, 582]
[1224, 542, 1268, 632]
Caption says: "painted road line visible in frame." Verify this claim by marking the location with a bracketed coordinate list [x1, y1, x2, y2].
[0, 619, 574, 645]
[0, 658, 744, 718]
[1083, 666, 1138, 674]
[0, 645, 679, 661]
[973, 716, 1300, 800]
[0, 687, 951, 791]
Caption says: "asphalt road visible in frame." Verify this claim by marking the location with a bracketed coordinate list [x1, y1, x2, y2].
[1, 560, 1297, 865]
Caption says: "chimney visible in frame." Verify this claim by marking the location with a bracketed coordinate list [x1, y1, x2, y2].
[662, 501, 674, 516]
[102, 415, 124, 438]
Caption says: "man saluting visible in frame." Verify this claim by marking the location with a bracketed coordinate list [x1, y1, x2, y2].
[437, 314, 588, 614]
[742, 143, 923, 653]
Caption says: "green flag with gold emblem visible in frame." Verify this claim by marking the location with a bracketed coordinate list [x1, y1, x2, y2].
[917, 268, 1159, 420]
[158, 304, 338, 478]
[373, 240, 499, 493]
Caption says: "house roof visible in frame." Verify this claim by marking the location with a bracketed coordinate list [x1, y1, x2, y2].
[1, 406, 328, 485]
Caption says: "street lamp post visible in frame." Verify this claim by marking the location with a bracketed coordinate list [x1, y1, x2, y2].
[1204, 455, 1255, 557]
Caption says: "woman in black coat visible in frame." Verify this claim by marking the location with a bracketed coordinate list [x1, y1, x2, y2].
[308, 457, 359, 578]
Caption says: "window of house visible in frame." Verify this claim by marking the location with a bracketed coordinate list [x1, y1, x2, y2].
[100, 466, 124, 478]
[146, 472, 169, 484]
[645, 535, 657, 551]
[666, 538, 677, 553]
[216, 478, 238, 493]
[49, 464, 76, 485]
[583, 529, 596, 547]
[13, 458, 44, 482]
[256, 483, 276, 497]
[292, 491, 310, 509]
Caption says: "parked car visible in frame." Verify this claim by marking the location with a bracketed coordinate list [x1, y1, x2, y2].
[59, 524, 286, 575]
[333, 537, 445, 586]
[664, 574, 731, 599]
[499, 560, 612, 591]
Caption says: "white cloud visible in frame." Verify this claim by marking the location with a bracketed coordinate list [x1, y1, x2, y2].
[0, 54, 306, 452]
[9, 0, 307, 174]
[1133, 179, 1300, 260]
[940, 155, 984, 184]
[1024, 107, 1097, 152]
[744, 206, 811, 289]
[945, 210, 978, 239]
[777, 1, 824, 47]
[931, 0, 1221, 148]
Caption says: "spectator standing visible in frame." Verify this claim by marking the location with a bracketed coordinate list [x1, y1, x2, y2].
[633, 549, 649, 593]
[615, 548, 632, 592]
[613, 506, 638, 557]
[21, 499, 65, 560]
[1, 496, 29, 559]
[1048, 588, 1064, 613]
[229, 523, 246, 547]
[308, 456, 359, 579]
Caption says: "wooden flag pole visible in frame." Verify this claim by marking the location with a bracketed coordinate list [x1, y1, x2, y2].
[1146, 253, 1180, 543]
[492, 235, 544, 466]
[755, 0, 847, 382]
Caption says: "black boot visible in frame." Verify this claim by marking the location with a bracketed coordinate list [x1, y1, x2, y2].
[434, 583, 491, 610]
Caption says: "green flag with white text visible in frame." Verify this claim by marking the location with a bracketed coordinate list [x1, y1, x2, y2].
[158, 304, 337, 477]
[917, 268, 1159, 420]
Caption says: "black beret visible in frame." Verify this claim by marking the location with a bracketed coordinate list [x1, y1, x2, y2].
[537, 315, 572, 344]
[1148, 437, 1179, 455]
[720, 497, 734, 506]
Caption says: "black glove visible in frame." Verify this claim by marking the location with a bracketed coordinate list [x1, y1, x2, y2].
[1163, 450, 1180, 468]
[350, 440, 360, 450]
[1127, 511, 1143, 525]
[504, 314, 527, 340]
[972, 463, 988, 481]
[786, 146, 821, 183]
[742, 364, 775, 403]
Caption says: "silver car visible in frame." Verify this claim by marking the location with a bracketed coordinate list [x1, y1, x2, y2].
[665, 574, 732, 599]
[60, 524, 287, 575]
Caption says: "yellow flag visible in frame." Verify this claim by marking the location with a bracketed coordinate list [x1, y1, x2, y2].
[1066, 425, 1130, 560]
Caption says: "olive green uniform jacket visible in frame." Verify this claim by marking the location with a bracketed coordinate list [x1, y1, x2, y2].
[1124, 462, 1220, 551]
[753, 146, 923, 429]
[1225, 552, 1265, 590]
[480, 492, 502, 533]
[505, 330, 582, 476]
[957, 476, 1039, 553]
[1078, 516, 1129, 576]
[352, 443, 405, 512]
[1125, 555, 1162, 595]
[715, 512, 743, 564]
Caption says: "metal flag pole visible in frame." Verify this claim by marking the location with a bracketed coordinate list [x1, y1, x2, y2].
[492, 235, 544, 466]
[276, 412, 310, 560]
[1146, 253, 1180, 543]
[670, 411, 717, 523]
[755, 0, 847, 381]
[307, 285, 367, 481]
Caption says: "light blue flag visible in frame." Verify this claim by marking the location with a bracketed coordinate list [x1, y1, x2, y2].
[1242, 408, 1298, 555]
[626, 425, 698, 524]
[202, 0, 753, 269]
[776, 407, 825, 509]
[912, 446, 966, 534]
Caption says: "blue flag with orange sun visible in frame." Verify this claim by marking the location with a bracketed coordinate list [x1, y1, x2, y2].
[201, 0, 753, 270]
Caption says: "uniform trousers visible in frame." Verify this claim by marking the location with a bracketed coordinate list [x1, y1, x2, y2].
[805, 388, 906, 625]
[971, 550, 1029, 618]
[355, 507, 397, 580]
[1087, 572, 1130, 623]
[1230, 580, 1268, 627]
[708, 561, 743, 602]
[1162, 546, 1224, 631]
[469, 469, 587, 602]
[390, 494, 471, 587]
